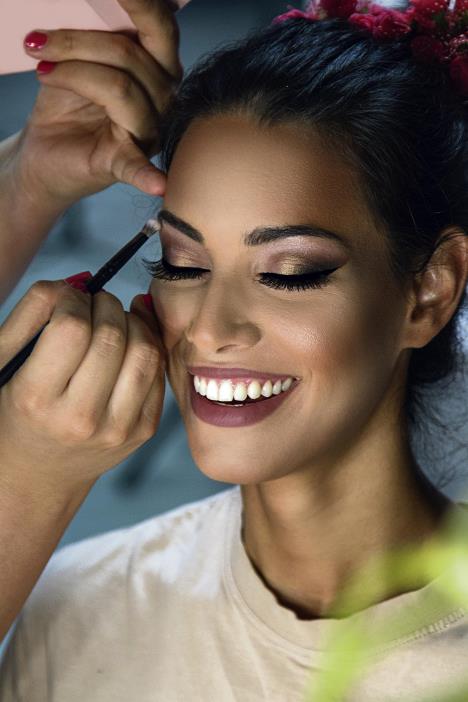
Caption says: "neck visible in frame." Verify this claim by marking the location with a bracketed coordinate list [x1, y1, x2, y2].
[240, 414, 452, 621]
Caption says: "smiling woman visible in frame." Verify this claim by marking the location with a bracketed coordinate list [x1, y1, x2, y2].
[2, 1, 468, 701]
[136, 5, 468, 696]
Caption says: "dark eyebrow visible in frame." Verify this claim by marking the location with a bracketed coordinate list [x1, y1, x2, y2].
[156, 209, 351, 250]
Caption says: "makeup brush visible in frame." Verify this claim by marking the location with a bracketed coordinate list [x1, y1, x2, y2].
[0, 218, 160, 388]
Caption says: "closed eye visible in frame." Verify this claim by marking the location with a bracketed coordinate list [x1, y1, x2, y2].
[143, 257, 340, 292]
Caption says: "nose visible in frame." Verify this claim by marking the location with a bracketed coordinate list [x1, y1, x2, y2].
[184, 278, 261, 353]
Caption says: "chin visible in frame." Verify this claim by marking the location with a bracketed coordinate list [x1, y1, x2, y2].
[190, 449, 252, 485]
[188, 445, 288, 486]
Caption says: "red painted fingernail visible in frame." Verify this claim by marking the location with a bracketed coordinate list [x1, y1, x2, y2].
[142, 294, 154, 312]
[64, 271, 93, 292]
[65, 271, 93, 284]
[24, 31, 48, 50]
[37, 60, 56, 74]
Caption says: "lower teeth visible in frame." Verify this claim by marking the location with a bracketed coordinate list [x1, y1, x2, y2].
[215, 402, 245, 406]
[212, 397, 269, 406]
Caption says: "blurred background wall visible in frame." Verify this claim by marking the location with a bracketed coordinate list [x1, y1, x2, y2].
[1, 0, 468, 658]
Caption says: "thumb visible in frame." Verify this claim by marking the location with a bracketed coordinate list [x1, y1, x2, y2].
[130, 294, 168, 366]
[111, 141, 167, 196]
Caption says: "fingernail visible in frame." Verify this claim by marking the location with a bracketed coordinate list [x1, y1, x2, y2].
[37, 60, 56, 74]
[65, 271, 93, 292]
[24, 31, 48, 50]
[142, 293, 154, 312]
[65, 271, 92, 283]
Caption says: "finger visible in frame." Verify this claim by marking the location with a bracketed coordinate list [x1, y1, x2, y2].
[103, 308, 164, 438]
[64, 291, 128, 426]
[137, 361, 166, 436]
[12, 283, 92, 403]
[110, 131, 167, 195]
[36, 59, 158, 142]
[129, 294, 166, 356]
[116, 0, 184, 82]
[25, 29, 176, 116]
[0, 280, 64, 368]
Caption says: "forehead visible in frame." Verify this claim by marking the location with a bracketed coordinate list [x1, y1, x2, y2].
[164, 113, 378, 250]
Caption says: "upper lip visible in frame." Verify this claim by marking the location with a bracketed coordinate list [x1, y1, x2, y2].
[187, 366, 299, 381]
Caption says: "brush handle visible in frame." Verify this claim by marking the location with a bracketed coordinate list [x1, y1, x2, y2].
[85, 231, 147, 294]
[0, 227, 153, 388]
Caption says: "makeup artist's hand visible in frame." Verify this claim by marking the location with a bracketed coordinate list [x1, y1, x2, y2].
[13, 0, 184, 209]
[0, 279, 166, 492]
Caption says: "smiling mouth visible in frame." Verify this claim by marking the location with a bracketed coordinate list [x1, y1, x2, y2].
[193, 377, 301, 407]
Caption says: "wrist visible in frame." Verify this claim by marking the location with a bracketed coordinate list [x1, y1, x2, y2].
[0, 131, 71, 226]
[0, 470, 97, 524]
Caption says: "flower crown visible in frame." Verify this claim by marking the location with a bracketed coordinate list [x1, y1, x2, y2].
[272, 0, 468, 96]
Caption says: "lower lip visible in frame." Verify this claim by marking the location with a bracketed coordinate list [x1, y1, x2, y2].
[189, 376, 300, 428]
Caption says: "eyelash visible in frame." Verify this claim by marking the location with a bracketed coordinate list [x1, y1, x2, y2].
[144, 257, 339, 292]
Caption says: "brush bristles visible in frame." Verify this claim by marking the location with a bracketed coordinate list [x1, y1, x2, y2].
[142, 218, 161, 237]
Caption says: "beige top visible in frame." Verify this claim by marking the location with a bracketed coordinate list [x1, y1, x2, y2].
[1, 486, 468, 702]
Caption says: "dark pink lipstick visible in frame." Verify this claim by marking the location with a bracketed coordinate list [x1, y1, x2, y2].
[188, 374, 301, 428]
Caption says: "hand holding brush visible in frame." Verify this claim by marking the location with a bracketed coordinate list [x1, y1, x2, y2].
[0, 219, 166, 492]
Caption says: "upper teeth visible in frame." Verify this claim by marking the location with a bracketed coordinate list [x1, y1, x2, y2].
[193, 375, 295, 402]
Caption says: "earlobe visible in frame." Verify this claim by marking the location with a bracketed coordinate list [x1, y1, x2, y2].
[403, 228, 468, 350]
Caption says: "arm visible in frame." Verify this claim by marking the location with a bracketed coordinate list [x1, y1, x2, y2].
[0, 0, 179, 637]
[0, 131, 68, 305]
[0, 277, 165, 643]
[0, 474, 95, 642]
[0, 0, 184, 307]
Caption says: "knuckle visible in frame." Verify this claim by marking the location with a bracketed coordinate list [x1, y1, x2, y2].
[66, 414, 97, 442]
[136, 419, 157, 443]
[113, 36, 136, 64]
[103, 423, 130, 448]
[132, 341, 161, 370]
[13, 387, 46, 417]
[53, 314, 90, 344]
[62, 30, 76, 54]
[112, 72, 133, 100]
[140, 405, 160, 437]
[94, 323, 125, 353]
[28, 279, 57, 304]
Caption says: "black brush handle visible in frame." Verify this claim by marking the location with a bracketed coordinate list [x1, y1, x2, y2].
[0, 230, 150, 389]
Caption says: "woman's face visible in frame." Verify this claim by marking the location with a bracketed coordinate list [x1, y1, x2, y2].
[150, 113, 410, 484]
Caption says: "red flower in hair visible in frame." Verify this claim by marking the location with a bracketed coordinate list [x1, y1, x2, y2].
[406, 0, 451, 33]
[372, 9, 412, 39]
[410, 34, 448, 61]
[449, 53, 468, 92]
[448, 32, 468, 56]
[320, 0, 358, 18]
[410, 0, 449, 14]
[350, 7, 411, 38]
[271, 0, 468, 94]
[349, 12, 377, 30]
[272, 8, 317, 23]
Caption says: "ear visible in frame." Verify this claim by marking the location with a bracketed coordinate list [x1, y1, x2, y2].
[401, 227, 468, 350]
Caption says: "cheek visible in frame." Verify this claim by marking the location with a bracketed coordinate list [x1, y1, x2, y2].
[301, 288, 401, 389]
[151, 286, 195, 351]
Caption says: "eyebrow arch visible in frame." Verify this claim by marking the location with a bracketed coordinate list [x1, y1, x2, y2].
[156, 209, 351, 250]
